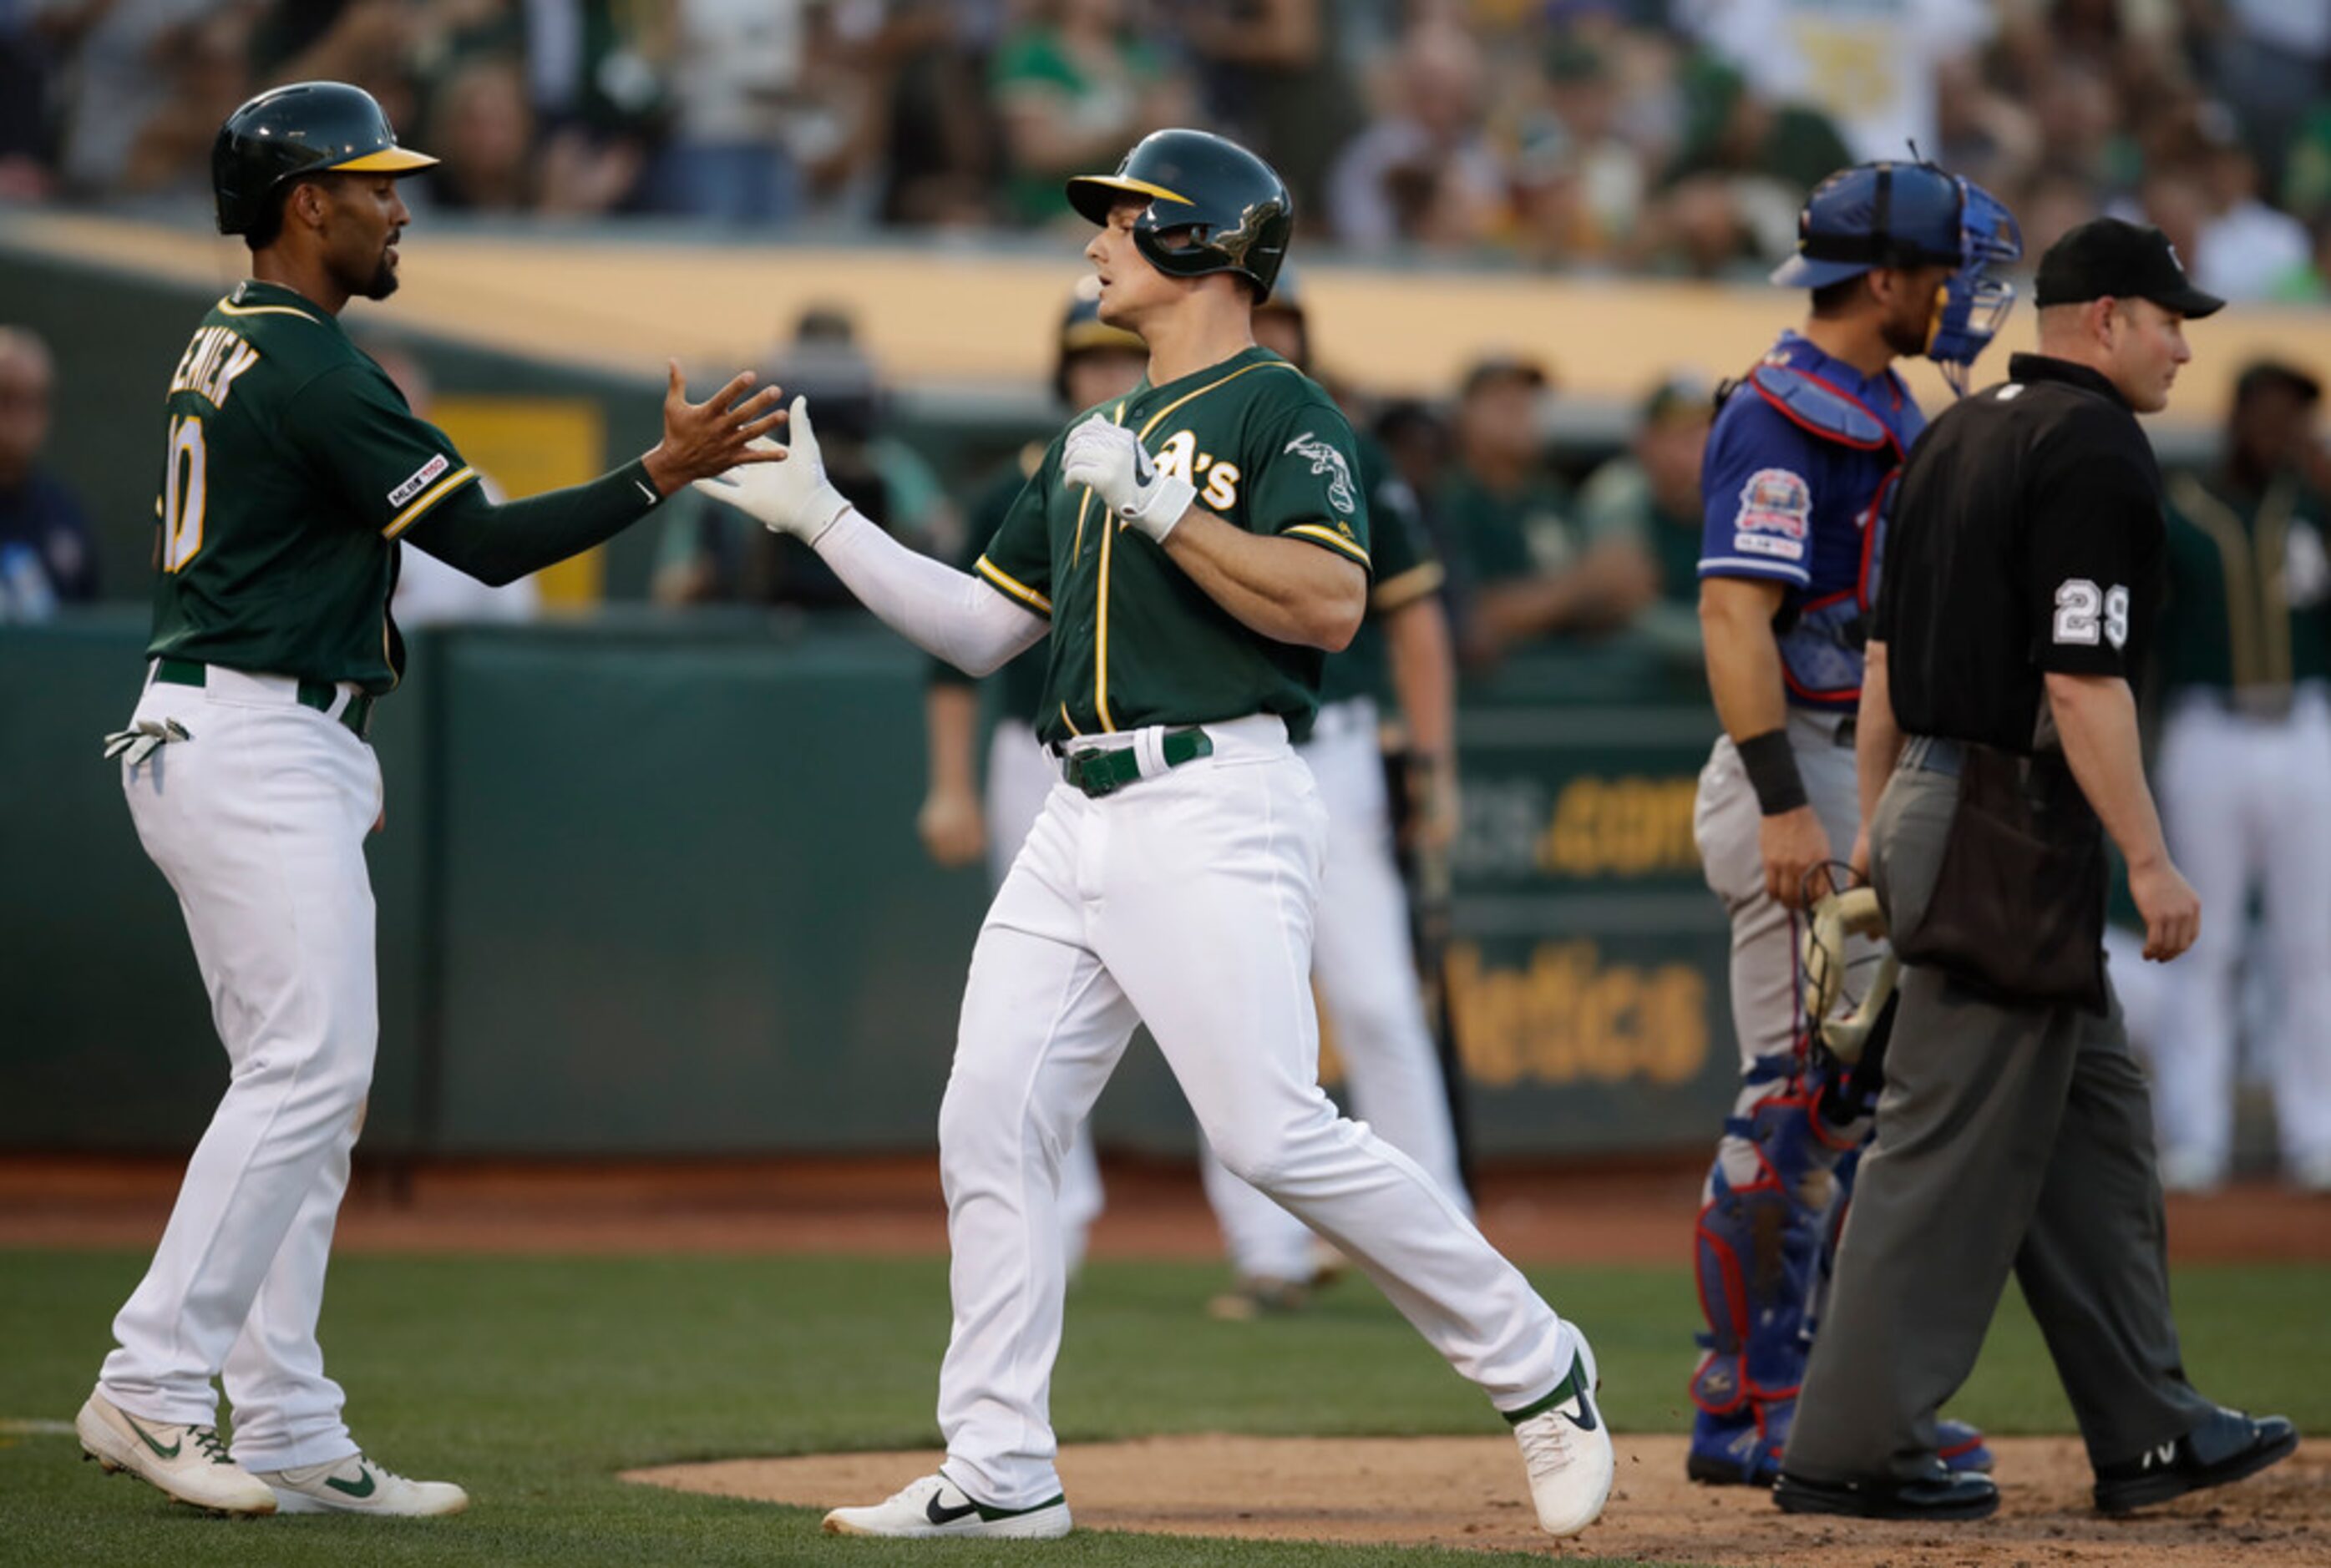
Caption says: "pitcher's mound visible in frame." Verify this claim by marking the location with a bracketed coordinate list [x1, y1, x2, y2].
[623, 1433, 2327, 1564]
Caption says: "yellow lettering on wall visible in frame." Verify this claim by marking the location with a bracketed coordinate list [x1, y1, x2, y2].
[1445, 939, 1706, 1089]
[1537, 775, 1701, 878]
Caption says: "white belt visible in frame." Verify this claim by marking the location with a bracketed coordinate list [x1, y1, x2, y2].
[1058, 711, 1289, 764]
[147, 659, 367, 723]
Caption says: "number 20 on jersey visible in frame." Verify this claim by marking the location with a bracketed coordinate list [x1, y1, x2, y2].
[162, 414, 207, 573]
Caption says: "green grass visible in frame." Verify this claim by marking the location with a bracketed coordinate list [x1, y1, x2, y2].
[0, 1251, 2322, 1566]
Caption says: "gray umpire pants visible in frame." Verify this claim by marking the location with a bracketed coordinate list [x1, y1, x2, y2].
[1783, 745, 2217, 1485]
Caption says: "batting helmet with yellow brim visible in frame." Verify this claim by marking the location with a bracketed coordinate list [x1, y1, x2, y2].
[212, 81, 438, 239]
[1066, 129, 1294, 302]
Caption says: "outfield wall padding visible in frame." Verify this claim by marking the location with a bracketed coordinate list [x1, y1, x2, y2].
[0, 616, 1731, 1160]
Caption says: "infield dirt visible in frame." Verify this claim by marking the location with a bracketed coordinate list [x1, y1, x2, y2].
[626, 1433, 2329, 1566]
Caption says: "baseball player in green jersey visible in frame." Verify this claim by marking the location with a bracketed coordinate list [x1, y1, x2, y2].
[2150, 360, 2331, 1191]
[79, 82, 782, 1520]
[697, 128, 1610, 1542]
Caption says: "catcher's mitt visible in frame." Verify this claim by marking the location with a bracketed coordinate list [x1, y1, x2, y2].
[1801, 882, 1898, 1064]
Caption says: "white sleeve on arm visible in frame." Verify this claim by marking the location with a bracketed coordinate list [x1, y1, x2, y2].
[814, 508, 1047, 675]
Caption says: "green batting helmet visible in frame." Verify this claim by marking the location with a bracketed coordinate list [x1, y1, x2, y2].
[212, 81, 438, 238]
[1066, 129, 1294, 301]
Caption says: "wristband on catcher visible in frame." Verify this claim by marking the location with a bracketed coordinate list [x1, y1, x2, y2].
[1736, 728, 1808, 816]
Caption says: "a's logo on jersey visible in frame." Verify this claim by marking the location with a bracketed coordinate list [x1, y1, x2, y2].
[1283, 430, 1357, 515]
[1736, 468, 1811, 539]
[1153, 428, 1244, 511]
[388, 453, 452, 508]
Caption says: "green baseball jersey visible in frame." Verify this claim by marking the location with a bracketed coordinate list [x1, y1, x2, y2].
[2159, 468, 2331, 695]
[1317, 431, 1443, 711]
[930, 446, 1053, 726]
[975, 346, 1371, 746]
[147, 280, 488, 695]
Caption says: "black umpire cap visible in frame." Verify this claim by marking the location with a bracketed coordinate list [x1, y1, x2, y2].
[2034, 218, 2226, 319]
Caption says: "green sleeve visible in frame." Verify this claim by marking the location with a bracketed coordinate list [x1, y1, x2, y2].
[972, 443, 1056, 619]
[1365, 476, 1445, 612]
[1350, 432, 1432, 596]
[281, 362, 484, 539]
[1248, 395, 1371, 572]
[286, 331, 663, 587]
[403, 461, 663, 588]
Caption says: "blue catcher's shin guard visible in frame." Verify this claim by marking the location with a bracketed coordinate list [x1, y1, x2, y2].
[1687, 1065, 1859, 1485]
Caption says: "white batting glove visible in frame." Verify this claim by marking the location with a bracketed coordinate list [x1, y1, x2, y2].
[102, 716, 190, 767]
[690, 395, 851, 544]
[1062, 414, 1195, 543]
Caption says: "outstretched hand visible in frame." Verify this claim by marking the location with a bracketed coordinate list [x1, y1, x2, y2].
[691, 395, 853, 544]
[641, 362, 788, 496]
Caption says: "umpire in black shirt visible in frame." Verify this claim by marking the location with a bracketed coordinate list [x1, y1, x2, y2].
[1775, 219, 2298, 1520]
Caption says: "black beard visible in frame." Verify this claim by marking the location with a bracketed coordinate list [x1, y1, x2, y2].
[331, 245, 399, 302]
[1880, 315, 1930, 359]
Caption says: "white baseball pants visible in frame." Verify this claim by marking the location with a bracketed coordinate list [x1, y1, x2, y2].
[935, 714, 1572, 1509]
[1693, 709, 1863, 1191]
[101, 665, 380, 1472]
[1198, 699, 1470, 1284]
[2154, 687, 2331, 1174]
[985, 717, 1103, 1267]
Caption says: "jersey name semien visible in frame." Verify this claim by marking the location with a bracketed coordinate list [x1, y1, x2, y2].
[148, 280, 480, 695]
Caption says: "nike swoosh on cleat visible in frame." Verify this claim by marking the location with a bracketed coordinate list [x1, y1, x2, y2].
[121, 1414, 180, 1460]
[326, 1467, 378, 1499]
[925, 1491, 980, 1525]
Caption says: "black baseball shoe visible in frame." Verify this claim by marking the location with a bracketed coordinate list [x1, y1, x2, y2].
[1774, 1467, 1999, 1520]
[2093, 1408, 2298, 1514]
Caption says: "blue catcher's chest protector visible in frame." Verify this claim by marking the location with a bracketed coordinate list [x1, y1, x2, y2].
[1698, 335, 1926, 711]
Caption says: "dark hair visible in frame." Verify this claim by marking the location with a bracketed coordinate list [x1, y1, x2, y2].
[242, 190, 290, 250]
[2233, 360, 2323, 411]
[1809, 275, 1869, 316]
[242, 173, 337, 251]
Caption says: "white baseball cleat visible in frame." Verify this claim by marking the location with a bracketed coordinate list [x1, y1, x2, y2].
[75, 1392, 277, 1515]
[822, 1472, 1072, 1538]
[254, 1453, 469, 1516]
[1510, 1334, 1614, 1537]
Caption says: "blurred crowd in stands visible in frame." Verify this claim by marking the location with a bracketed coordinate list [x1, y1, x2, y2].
[3, 2, 2329, 299]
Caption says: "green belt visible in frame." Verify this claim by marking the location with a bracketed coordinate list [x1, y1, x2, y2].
[155, 657, 375, 741]
[1059, 728, 1214, 797]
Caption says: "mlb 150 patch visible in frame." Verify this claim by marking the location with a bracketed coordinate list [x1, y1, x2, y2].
[388, 453, 452, 509]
